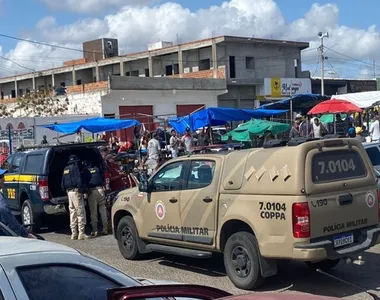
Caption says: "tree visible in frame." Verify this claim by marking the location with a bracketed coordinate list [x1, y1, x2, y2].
[0, 89, 69, 117]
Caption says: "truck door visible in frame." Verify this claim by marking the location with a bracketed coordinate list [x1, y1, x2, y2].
[3, 153, 25, 210]
[179, 159, 220, 248]
[139, 161, 188, 242]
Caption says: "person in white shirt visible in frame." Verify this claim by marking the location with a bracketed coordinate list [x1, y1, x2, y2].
[169, 129, 179, 158]
[369, 116, 380, 142]
[146, 132, 161, 175]
[181, 127, 193, 154]
[312, 117, 326, 138]
[75, 130, 82, 143]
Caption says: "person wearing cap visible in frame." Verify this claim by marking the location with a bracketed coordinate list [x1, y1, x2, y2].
[355, 127, 365, 142]
[83, 160, 108, 237]
[61, 154, 90, 240]
[0, 169, 34, 238]
[169, 129, 179, 158]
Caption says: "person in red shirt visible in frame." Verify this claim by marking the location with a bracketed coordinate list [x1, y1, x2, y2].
[105, 154, 126, 191]
[118, 141, 133, 153]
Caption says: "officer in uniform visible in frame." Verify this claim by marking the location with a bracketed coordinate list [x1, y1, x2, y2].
[61, 154, 90, 240]
[84, 160, 108, 237]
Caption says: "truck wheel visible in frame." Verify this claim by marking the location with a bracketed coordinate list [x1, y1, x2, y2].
[116, 216, 141, 260]
[306, 259, 340, 272]
[21, 200, 41, 233]
[223, 232, 265, 290]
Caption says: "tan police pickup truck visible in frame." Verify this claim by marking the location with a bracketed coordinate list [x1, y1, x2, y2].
[112, 138, 380, 290]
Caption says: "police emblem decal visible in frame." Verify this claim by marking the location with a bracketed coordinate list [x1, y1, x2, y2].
[155, 201, 166, 220]
[365, 192, 376, 208]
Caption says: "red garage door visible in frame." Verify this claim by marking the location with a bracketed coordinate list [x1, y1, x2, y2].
[118, 105, 154, 141]
[176, 104, 205, 117]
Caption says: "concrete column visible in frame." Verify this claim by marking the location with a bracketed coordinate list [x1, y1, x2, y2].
[148, 52, 153, 77]
[14, 79, 18, 98]
[95, 63, 100, 82]
[32, 74, 36, 91]
[120, 60, 125, 76]
[212, 38, 218, 78]
[178, 46, 183, 78]
[72, 66, 76, 85]
[52, 73, 55, 88]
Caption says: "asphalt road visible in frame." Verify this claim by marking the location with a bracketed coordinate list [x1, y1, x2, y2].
[40, 218, 380, 300]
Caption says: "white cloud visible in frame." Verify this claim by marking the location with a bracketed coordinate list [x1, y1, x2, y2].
[1, 0, 379, 78]
[41, 0, 155, 14]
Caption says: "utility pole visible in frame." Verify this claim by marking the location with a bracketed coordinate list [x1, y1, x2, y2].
[318, 32, 329, 96]
[373, 60, 376, 78]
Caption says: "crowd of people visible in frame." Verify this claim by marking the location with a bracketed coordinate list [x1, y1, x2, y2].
[287, 113, 379, 142]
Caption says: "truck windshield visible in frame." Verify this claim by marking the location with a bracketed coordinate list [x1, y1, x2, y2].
[312, 150, 366, 183]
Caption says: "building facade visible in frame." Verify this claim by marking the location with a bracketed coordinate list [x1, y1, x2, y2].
[311, 77, 378, 95]
[0, 35, 311, 111]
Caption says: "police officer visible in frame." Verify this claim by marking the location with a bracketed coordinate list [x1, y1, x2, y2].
[61, 154, 90, 240]
[84, 160, 108, 237]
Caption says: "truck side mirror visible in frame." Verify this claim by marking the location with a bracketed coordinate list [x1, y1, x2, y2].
[138, 173, 151, 193]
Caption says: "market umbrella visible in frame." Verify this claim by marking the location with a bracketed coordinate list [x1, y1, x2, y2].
[308, 99, 362, 115]
[221, 119, 290, 142]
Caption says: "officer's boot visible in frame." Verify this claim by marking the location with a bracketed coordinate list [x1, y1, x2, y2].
[71, 230, 78, 240]
[91, 223, 98, 237]
[78, 232, 91, 240]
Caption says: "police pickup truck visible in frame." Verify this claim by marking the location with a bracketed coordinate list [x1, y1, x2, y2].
[2, 142, 105, 232]
[112, 137, 380, 290]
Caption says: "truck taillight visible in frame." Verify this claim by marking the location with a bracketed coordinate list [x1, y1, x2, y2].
[292, 202, 310, 238]
[377, 191, 380, 222]
[39, 179, 49, 201]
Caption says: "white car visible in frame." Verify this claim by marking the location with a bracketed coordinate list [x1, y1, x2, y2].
[0, 237, 147, 300]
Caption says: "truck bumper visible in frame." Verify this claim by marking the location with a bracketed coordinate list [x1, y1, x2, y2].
[293, 227, 380, 261]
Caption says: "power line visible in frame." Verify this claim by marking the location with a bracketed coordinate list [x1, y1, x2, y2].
[0, 32, 318, 62]
[0, 55, 35, 72]
[324, 46, 379, 68]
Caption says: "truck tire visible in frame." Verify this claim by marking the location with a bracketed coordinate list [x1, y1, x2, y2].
[306, 259, 340, 272]
[21, 200, 41, 233]
[116, 216, 141, 260]
[223, 232, 265, 290]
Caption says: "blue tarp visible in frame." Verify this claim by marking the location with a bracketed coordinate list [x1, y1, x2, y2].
[168, 107, 288, 134]
[39, 117, 141, 134]
[259, 94, 330, 115]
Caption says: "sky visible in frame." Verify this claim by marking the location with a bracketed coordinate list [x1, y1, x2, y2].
[0, 0, 380, 79]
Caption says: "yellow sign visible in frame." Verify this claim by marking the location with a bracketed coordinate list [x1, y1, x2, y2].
[271, 78, 281, 97]
[8, 188, 16, 199]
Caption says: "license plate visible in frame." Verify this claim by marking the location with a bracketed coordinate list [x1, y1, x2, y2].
[333, 233, 354, 248]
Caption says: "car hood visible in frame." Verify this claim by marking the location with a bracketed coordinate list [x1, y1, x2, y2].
[134, 278, 195, 300]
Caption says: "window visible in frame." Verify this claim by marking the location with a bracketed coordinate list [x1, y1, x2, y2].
[17, 265, 119, 300]
[165, 65, 173, 76]
[312, 150, 366, 183]
[76, 79, 82, 85]
[173, 64, 179, 75]
[145, 68, 150, 77]
[11, 90, 16, 98]
[199, 59, 211, 71]
[187, 160, 215, 189]
[229, 56, 236, 78]
[152, 162, 184, 191]
[24, 154, 44, 174]
[1, 156, 12, 170]
[10, 154, 24, 173]
[366, 146, 380, 166]
[131, 70, 139, 77]
[125, 71, 131, 76]
[246, 57, 255, 69]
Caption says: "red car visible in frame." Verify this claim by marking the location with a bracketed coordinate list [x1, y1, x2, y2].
[107, 284, 346, 300]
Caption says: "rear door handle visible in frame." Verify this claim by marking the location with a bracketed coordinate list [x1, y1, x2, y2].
[203, 197, 213, 203]
[169, 198, 178, 203]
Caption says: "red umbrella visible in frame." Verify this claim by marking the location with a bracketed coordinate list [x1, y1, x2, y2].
[308, 99, 362, 115]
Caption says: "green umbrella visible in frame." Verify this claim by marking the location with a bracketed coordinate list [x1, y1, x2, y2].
[222, 119, 290, 142]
